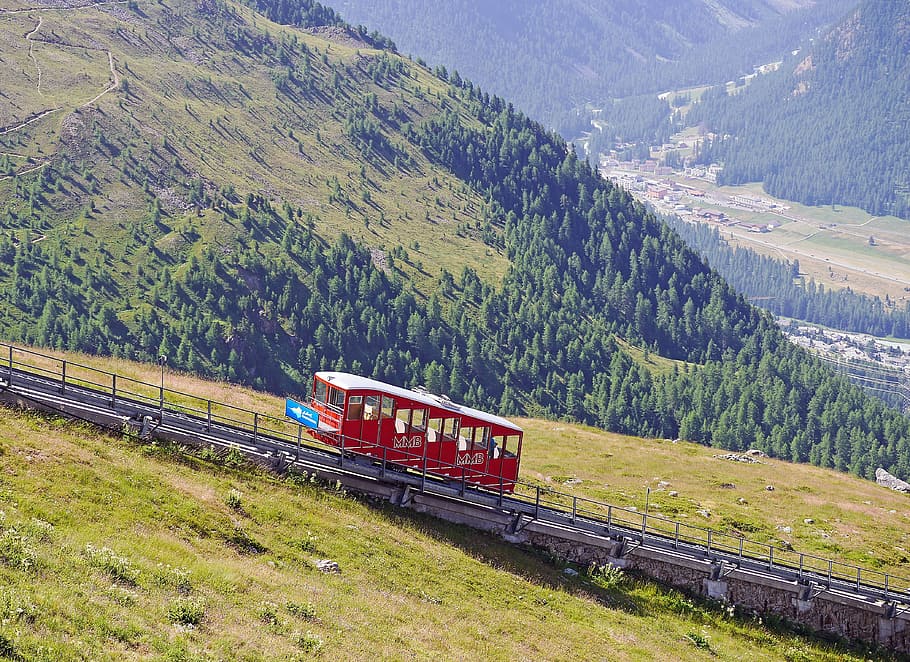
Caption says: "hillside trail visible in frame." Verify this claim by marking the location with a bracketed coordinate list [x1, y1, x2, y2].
[0, 160, 49, 183]
[0, 0, 124, 180]
[25, 16, 45, 95]
[0, 1, 126, 15]
[80, 48, 119, 107]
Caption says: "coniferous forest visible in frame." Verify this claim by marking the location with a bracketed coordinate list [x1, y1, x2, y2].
[687, 0, 910, 219]
[2, 0, 910, 483]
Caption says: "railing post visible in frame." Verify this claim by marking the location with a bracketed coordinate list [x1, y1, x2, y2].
[707, 530, 712, 554]
[253, 412, 258, 443]
[827, 560, 832, 587]
[498, 476, 504, 508]
[380, 446, 386, 479]
[60, 360, 66, 394]
[339, 434, 345, 468]
[111, 374, 117, 408]
[607, 505, 612, 532]
[739, 537, 744, 562]
[7, 345, 12, 384]
[675, 522, 680, 549]
[206, 401, 212, 432]
[571, 496, 577, 524]
[460, 469, 466, 496]
[799, 554, 804, 582]
[641, 511, 647, 536]
[296, 425, 302, 462]
[769, 545, 774, 570]
[885, 573, 889, 600]
[535, 486, 540, 520]
[857, 567, 861, 591]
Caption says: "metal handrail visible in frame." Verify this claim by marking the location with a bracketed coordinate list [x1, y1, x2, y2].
[2, 340, 910, 600]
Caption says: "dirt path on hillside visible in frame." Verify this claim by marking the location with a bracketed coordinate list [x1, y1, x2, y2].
[0, 1, 126, 15]
[0, 107, 61, 135]
[80, 48, 119, 107]
[0, 160, 50, 183]
[25, 17, 45, 95]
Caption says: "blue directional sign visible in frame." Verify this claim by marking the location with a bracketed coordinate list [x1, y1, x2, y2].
[285, 398, 320, 429]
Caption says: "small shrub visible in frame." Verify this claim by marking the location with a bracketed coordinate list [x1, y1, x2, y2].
[197, 445, 219, 463]
[108, 586, 138, 607]
[0, 588, 39, 623]
[0, 527, 37, 572]
[287, 601, 316, 621]
[226, 489, 243, 511]
[23, 518, 53, 542]
[168, 598, 205, 626]
[258, 600, 280, 625]
[293, 631, 322, 653]
[224, 447, 245, 468]
[154, 563, 192, 594]
[84, 544, 141, 585]
[684, 631, 714, 654]
[0, 632, 17, 659]
[297, 532, 320, 554]
[586, 563, 626, 591]
[783, 646, 812, 662]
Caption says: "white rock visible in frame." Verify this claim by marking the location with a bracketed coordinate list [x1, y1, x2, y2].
[316, 559, 341, 574]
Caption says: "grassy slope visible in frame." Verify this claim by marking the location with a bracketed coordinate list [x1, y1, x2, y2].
[0, 0, 508, 301]
[519, 420, 910, 580]
[0, 402, 883, 660]
[21, 344, 910, 581]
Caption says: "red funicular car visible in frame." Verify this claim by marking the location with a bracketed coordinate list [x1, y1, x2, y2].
[307, 372, 523, 492]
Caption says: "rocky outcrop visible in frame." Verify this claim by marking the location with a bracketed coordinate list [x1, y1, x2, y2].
[875, 468, 910, 493]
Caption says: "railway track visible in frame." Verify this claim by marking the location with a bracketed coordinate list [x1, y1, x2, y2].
[1, 344, 909, 613]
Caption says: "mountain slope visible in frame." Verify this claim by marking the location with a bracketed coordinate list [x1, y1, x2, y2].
[688, 0, 910, 218]
[335, 0, 856, 129]
[0, 394, 878, 659]
[2, 0, 910, 483]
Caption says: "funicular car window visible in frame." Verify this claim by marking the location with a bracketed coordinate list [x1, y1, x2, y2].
[364, 395, 380, 420]
[459, 426, 475, 449]
[427, 418, 443, 442]
[504, 434, 520, 457]
[314, 380, 327, 404]
[412, 408, 426, 429]
[490, 436, 504, 458]
[443, 418, 459, 440]
[329, 387, 345, 410]
[347, 395, 363, 420]
[395, 408, 411, 433]
[381, 396, 394, 418]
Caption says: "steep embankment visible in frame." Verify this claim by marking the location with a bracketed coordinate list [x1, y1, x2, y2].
[2, 0, 910, 482]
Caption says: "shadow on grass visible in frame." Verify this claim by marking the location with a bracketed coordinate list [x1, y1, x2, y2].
[372, 501, 904, 662]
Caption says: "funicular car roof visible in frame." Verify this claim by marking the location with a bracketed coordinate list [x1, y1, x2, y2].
[315, 371, 522, 433]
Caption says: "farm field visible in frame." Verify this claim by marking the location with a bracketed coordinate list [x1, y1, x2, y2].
[657, 177, 910, 303]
